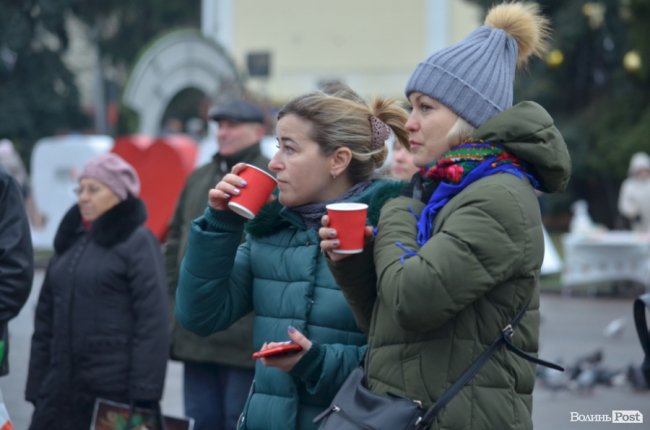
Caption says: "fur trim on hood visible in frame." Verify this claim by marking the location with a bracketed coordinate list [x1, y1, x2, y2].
[54, 198, 147, 254]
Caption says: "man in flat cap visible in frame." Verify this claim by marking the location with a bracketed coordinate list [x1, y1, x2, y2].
[165, 98, 267, 430]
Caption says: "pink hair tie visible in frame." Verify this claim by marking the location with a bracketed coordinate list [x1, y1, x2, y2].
[369, 116, 390, 150]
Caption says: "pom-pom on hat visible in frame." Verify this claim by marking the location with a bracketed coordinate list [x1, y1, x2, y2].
[79, 153, 140, 201]
[405, 2, 550, 128]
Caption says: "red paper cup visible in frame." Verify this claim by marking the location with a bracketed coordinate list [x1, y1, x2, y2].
[326, 202, 368, 254]
[227, 164, 277, 219]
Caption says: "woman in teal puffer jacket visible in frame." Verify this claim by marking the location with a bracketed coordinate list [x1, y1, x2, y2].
[175, 87, 408, 430]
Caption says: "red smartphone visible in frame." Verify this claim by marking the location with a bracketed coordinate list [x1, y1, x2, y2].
[251, 342, 303, 360]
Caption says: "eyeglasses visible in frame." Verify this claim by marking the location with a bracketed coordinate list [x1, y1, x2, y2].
[73, 185, 103, 196]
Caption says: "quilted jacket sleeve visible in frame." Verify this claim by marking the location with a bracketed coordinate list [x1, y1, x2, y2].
[25, 265, 54, 403]
[291, 342, 367, 400]
[175, 207, 254, 336]
[326, 247, 377, 334]
[374, 177, 537, 332]
[0, 170, 33, 323]
[0, 170, 33, 376]
[127, 229, 170, 401]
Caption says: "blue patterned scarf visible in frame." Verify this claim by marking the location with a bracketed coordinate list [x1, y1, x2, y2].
[415, 142, 538, 246]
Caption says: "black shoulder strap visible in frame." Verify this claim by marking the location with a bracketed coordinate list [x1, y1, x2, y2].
[633, 293, 650, 388]
[415, 296, 563, 429]
[634, 294, 650, 357]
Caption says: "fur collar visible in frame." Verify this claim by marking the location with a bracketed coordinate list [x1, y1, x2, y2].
[245, 179, 406, 238]
[54, 198, 147, 254]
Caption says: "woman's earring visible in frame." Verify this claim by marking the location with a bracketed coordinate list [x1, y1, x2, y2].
[331, 172, 337, 180]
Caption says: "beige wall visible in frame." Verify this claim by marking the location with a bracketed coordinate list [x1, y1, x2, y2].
[65, 1, 483, 121]
[223, 0, 480, 103]
[450, 0, 483, 44]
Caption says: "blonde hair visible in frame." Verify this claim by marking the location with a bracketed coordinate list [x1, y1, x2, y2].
[278, 90, 409, 184]
[446, 117, 476, 148]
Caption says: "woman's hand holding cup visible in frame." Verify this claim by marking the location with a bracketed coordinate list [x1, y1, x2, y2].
[208, 163, 277, 215]
[208, 163, 249, 211]
[319, 214, 343, 261]
[319, 214, 374, 262]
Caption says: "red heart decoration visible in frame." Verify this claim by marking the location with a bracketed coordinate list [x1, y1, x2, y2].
[113, 135, 197, 241]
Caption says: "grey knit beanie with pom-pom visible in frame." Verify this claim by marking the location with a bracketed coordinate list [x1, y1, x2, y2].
[405, 2, 550, 128]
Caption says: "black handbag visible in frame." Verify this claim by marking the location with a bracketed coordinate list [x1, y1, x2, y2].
[314, 298, 564, 430]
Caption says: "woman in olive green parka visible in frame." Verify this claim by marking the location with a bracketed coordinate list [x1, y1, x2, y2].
[320, 3, 570, 430]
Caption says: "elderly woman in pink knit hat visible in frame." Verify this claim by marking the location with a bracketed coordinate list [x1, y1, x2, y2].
[25, 153, 170, 430]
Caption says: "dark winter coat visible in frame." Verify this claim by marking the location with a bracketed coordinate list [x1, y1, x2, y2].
[25, 198, 170, 430]
[328, 102, 572, 430]
[176, 180, 405, 430]
[165, 145, 268, 367]
[0, 166, 34, 376]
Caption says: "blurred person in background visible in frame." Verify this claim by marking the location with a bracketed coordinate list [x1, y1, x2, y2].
[1, 164, 34, 429]
[0, 139, 46, 229]
[161, 117, 184, 135]
[175, 87, 408, 430]
[320, 3, 570, 429]
[25, 153, 169, 430]
[165, 99, 267, 430]
[389, 139, 419, 180]
[618, 151, 650, 232]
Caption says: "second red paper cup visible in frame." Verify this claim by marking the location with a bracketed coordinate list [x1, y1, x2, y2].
[326, 202, 368, 254]
[227, 164, 277, 219]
